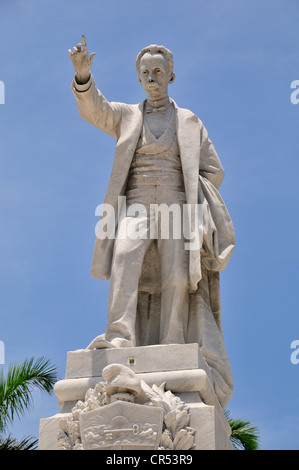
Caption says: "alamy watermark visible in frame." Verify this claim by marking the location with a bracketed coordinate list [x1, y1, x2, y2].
[290, 80, 299, 104]
[0, 81, 4, 104]
[95, 196, 203, 250]
[0, 340, 4, 365]
[290, 340, 299, 365]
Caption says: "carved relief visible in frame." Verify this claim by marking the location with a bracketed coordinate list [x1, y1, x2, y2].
[57, 364, 195, 450]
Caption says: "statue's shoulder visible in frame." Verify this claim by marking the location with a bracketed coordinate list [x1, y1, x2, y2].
[115, 101, 144, 116]
[172, 101, 203, 127]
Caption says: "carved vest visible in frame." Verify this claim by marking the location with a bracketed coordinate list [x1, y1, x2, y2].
[127, 106, 185, 191]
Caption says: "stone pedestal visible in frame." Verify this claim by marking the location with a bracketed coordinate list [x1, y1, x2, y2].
[38, 344, 233, 450]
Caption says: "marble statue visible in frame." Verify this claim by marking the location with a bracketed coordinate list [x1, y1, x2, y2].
[68, 36, 235, 405]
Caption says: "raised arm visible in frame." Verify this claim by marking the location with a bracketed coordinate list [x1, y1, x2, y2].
[69, 35, 122, 139]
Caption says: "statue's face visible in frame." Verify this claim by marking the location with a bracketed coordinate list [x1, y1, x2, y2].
[138, 52, 172, 100]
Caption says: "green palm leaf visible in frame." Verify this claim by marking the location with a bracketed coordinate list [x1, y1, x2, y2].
[0, 434, 38, 450]
[0, 356, 57, 433]
[225, 409, 260, 450]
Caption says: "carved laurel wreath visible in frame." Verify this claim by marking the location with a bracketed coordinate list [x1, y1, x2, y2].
[140, 381, 195, 450]
[57, 379, 195, 450]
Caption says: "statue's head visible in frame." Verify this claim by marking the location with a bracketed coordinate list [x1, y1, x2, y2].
[136, 45, 176, 100]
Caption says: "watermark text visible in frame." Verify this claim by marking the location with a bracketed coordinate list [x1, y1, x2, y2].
[290, 340, 299, 365]
[95, 197, 203, 251]
[0, 81, 4, 104]
[290, 80, 299, 104]
[0, 340, 5, 365]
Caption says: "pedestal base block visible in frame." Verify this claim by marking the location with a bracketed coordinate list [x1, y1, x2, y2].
[38, 344, 233, 450]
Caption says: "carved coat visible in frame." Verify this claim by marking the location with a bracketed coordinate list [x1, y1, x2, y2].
[72, 76, 234, 290]
[71, 76, 235, 408]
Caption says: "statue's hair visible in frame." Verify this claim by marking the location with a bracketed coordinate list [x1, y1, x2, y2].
[135, 44, 174, 75]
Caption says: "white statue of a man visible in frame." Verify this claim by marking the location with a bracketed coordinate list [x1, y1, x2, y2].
[68, 37, 235, 369]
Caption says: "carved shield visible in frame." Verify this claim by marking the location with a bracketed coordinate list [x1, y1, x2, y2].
[79, 401, 164, 450]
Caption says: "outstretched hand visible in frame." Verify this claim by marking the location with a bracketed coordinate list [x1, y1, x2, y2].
[68, 35, 96, 84]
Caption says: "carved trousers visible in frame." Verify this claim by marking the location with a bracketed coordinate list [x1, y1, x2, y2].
[105, 185, 189, 347]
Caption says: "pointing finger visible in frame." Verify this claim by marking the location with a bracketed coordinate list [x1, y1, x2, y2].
[82, 35, 87, 49]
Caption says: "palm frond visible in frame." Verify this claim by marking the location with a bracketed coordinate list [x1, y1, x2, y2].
[225, 409, 260, 450]
[0, 357, 57, 431]
[0, 434, 38, 450]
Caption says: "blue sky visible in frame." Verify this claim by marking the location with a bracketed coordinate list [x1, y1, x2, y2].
[0, 0, 298, 450]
